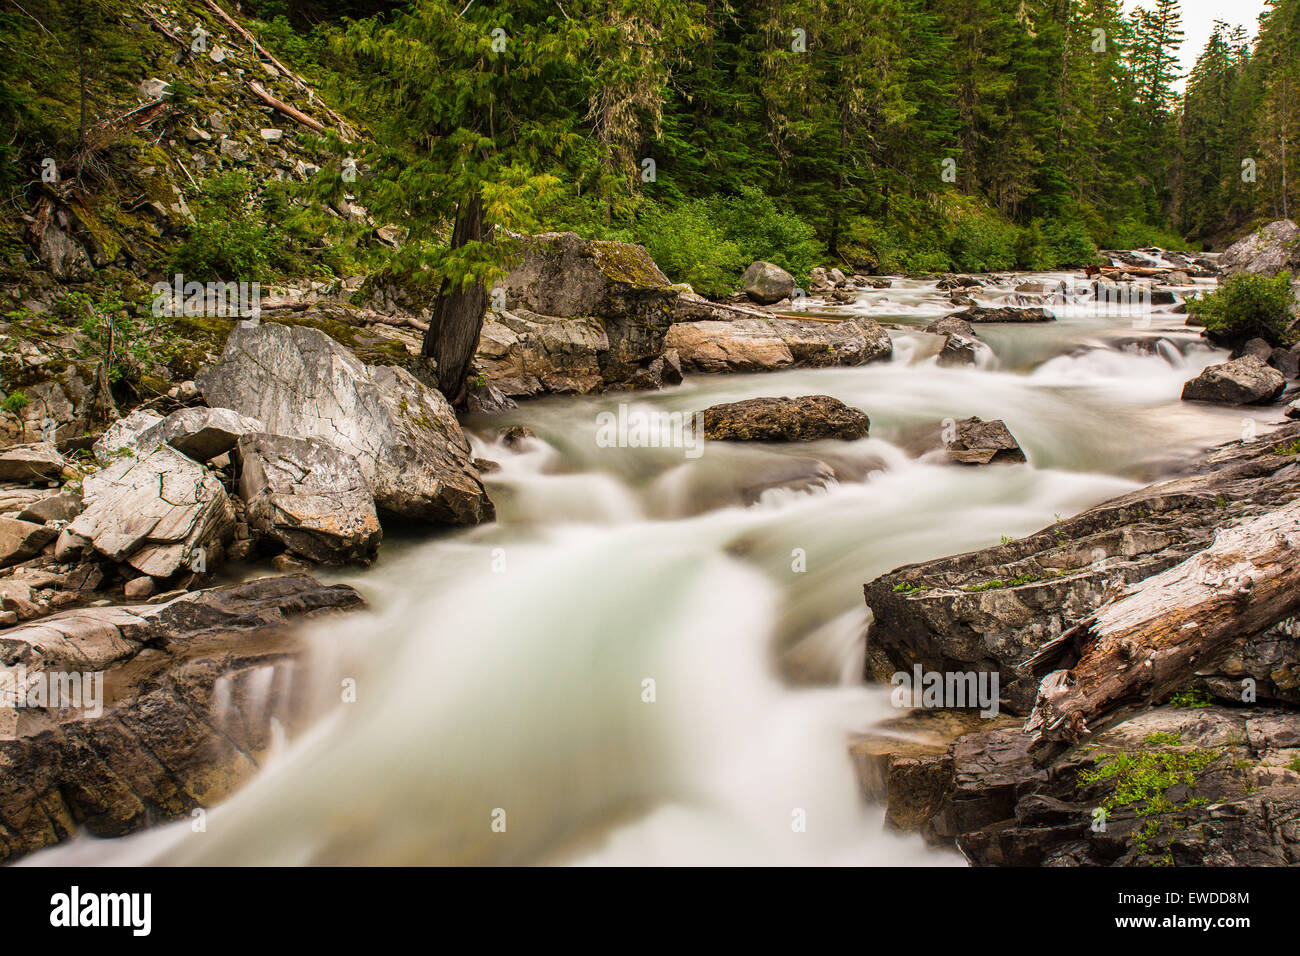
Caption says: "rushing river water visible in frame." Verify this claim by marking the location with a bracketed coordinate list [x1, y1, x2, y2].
[24, 268, 1291, 866]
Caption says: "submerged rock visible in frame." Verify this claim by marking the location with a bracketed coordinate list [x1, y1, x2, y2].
[700, 395, 870, 442]
[237, 432, 382, 565]
[926, 317, 992, 368]
[197, 323, 493, 525]
[1181, 355, 1286, 405]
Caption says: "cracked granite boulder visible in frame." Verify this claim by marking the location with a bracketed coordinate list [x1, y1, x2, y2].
[65, 445, 235, 579]
[197, 322, 493, 524]
[237, 432, 381, 565]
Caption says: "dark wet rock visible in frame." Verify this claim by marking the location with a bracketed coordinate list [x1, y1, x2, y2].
[1268, 347, 1299, 380]
[864, 420, 1300, 714]
[197, 323, 493, 525]
[700, 395, 870, 442]
[926, 317, 992, 368]
[956, 306, 1055, 323]
[237, 433, 382, 566]
[944, 417, 1026, 465]
[498, 425, 536, 450]
[741, 261, 796, 304]
[1181, 355, 1286, 405]
[0, 574, 364, 863]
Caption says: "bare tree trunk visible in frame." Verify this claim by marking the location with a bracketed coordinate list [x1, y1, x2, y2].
[423, 190, 491, 405]
[1023, 500, 1300, 764]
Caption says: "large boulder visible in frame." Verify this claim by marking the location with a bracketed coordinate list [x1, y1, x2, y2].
[475, 310, 607, 397]
[943, 417, 1027, 465]
[495, 232, 679, 385]
[237, 433, 382, 565]
[1220, 219, 1300, 276]
[66, 445, 235, 578]
[665, 316, 892, 373]
[162, 406, 264, 462]
[196, 323, 493, 525]
[741, 261, 796, 304]
[700, 395, 870, 442]
[1181, 355, 1286, 405]
[0, 443, 65, 483]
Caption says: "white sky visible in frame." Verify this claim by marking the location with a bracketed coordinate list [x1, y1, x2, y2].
[1124, 0, 1271, 87]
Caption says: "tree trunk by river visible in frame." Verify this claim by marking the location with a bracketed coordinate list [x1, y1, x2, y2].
[423, 190, 491, 406]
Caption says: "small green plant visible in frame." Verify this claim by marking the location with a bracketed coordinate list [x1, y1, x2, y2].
[1078, 747, 1221, 817]
[1273, 439, 1300, 456]
[1, 391, 30, 440]
[1287, 755, 1300, 773]
[1169, 686, 1213, 709]
[1144, 732, 1182, 746]
[892, 582, 925, 593]
[171, 170, 284, 283]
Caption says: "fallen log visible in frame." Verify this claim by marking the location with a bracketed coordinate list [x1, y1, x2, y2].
[1022, 497, 1300, 764]
[248, 82, 325, 133]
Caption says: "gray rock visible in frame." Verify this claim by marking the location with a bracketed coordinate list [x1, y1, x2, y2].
[16, 489, 82, 525]
[123, 576, 156, 601]
[1268, 347, 1299, 379]
[0, 443, 65, 483]
[67, 445, 235, 578]
[161, 406, 264, 461]
[741, 261, 796, 305]
[0, 517, 58, 569]
[1220, 219, 1300, 275]
[1181, 355, 1286, 405]
[700, 395, 870, 442]
[92, 409, 165, 464]
[237, 432, 382, 565]
[196, 323, 493, 525]
[1286, 400, 1300, 420]
[476, 309, 606, 397]
[665, 316, 892, 373]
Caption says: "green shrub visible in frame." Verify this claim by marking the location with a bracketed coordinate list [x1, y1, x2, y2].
[171, 171, 283, 283]
[1041, 218, 1099, 268]
[705, 187, 823, 284]
[1185, 271, 1296, 346]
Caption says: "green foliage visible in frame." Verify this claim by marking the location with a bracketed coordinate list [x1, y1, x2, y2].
[1168, 686, 1214, 709]
[1185, 271, 1296, 345]
[1078, 746, 1221, 816]
[64, 291, 172, 385]
[1, 391, 30, 415]
[171, 172, 283, 283]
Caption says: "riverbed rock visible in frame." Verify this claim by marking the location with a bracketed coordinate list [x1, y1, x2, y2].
[956, 306, 1055, 323]
[943, 417, 1027, 465]
[475, 309, 606, 396]
[494, 231, 680, 385]
[0, 574, 365, 863]
[196, 322, 493, 525]
[864, 420, 1300, 714]
[161, 406, 265, 462]
[66, 445, 235, 579]
[92, 409, 166, 464]
[237, 432, 382, 565]
[700, 395, 870, 442]
[1220, 219, 1300, 276]
[926, 317, 992, 368]
[1181, 355, 1286, 405]
[1268, 347, 1300, 379]
[0, 443, 66, 483]
[0, 517, 58, 569]
[665, 316, 891, 373]
[741, 261, 796, 305]
[1287, 400, 1300, 419]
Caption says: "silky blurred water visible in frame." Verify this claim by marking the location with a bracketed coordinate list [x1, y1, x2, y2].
[23, 272, 1290, 866]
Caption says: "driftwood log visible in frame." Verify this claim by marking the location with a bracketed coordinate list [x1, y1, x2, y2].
[248, 82, 326, 133]
[1023, 498, 1300, 763]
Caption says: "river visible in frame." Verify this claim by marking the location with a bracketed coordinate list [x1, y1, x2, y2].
[23, 268, 1278, 865]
